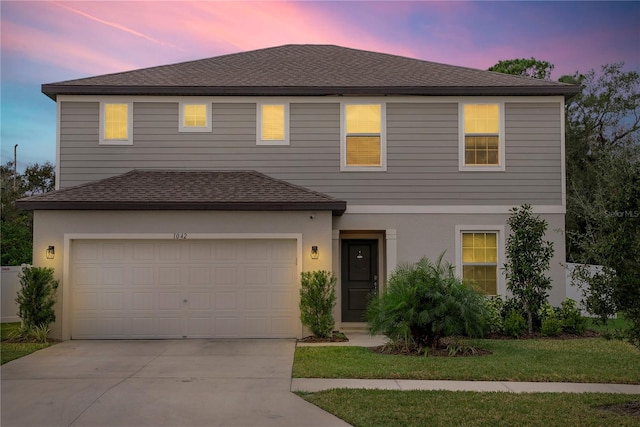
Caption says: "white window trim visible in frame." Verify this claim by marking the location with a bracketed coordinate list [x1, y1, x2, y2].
[455, 225, 505, 296]
[340, 102, 387, 172]
[179, 102, 212, 132]
[99, 101, 133, 145]
[458, 102, 505, 171]
[256, 102, 289, 145]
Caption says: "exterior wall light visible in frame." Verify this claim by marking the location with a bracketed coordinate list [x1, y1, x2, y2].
[310, 246, 319, 259]
[46, 246, 55, 259]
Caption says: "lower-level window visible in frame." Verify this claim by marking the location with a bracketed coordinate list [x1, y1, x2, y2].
[461, 232, 497, 295]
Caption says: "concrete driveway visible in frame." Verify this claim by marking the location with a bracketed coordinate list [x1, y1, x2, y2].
[1, 339, 349, 427]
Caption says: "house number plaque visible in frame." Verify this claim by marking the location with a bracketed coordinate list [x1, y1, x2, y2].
[173, 233, 188, 239]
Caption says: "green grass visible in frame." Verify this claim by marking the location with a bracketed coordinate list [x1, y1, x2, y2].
[298, 389, 640, 427]
[294, 338, 640, 383]
[586, 315, 631, 334]
[1, 322, 50, 365]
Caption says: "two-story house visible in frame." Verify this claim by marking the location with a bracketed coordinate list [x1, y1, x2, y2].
[18, 45, 579, 340]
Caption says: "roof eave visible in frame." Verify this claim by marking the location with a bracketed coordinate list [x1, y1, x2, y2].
[42, 84, 581, 100]
[16, 200, 347, 216]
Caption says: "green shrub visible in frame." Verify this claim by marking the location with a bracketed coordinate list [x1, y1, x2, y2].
[366, 253, 486, 349]
[541, 316, 562, 337]
[299, 270, 337, 338]
[15, 266, 59, 331]
[558, 298, 587, 335]
[503, 310, 526, 338]
[484, 296, 504, 335]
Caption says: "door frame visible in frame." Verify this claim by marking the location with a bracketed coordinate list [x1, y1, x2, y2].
[338, 231, 385, 324]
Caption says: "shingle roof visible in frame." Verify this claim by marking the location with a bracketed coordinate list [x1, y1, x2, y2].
[15, 170, 347, 215]
[42, 44, 579, 99]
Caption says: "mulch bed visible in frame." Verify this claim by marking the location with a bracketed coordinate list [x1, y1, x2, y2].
[370, 337, 492, 357]
[597, 401, 640, 417]
[298, 332, 349, 343]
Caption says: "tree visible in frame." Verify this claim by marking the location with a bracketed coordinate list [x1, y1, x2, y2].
[488, 58, 554, 80]
[1, 161, 56, 265]
[504, 204, 555, 335]
[560, 63, 640, 349]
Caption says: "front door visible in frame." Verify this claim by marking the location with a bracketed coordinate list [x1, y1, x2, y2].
[341, 239, 378, 322]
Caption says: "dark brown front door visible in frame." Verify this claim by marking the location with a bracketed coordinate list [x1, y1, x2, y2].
[341, 239, 378, 322]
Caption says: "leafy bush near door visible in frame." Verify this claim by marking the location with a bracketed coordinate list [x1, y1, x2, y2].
[366, 253, 486, 351]
[299, 270, 337, 338]
[10, 266, 59, 343]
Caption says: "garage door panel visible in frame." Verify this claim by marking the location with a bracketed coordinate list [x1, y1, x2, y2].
[246, 267, 268, 284]
[188, 243, 212, 260]
[215, 291, 237, 310]
[131, 317, 154, 336]
[132, 266, 154, 285]
[215, 266, 237, 284]
[74, 266, 99, 286]
[158, 266, 181, 285]
[159, 243, 182, 261]
[132, 292, 154, 310]
[102, 266, 126, 286]
[71, 239, 298, 339]
[103, 243, 126, 260]
[133, 243, 154, 260]
[188, 267, 210, 285]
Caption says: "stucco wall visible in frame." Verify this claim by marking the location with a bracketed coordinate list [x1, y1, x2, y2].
[334, 212, 567, 306]
[33, 210, 333, 339]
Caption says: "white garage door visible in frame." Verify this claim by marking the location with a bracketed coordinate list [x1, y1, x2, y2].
[70, 239, 298, 339]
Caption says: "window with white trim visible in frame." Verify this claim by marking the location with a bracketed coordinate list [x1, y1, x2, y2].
[100, 102, 133, 145]
[461, 231, 498, 295]
[257, 103, 289, 145]
[342, 103, 386, 171]
[459, 103, 504, 171]
[179, 103, 211, 132]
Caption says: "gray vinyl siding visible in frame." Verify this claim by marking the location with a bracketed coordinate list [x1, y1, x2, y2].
[58, 100, 562, 206]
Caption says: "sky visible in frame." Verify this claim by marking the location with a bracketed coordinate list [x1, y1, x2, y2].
[1, 0, 639, 170]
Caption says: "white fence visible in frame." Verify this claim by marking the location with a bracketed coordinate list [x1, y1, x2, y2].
[1, 266, 22, 322]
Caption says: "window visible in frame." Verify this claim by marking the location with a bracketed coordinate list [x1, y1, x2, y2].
[257, 103, 288, 145]
[179, 103, 211, 132]
[461, 232, 498, 295]
[459, 103, 504, 171]
[100, 102, 133, 145]
[342, 103, 386, 171]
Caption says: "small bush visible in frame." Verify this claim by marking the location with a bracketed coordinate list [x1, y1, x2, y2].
[15, 266, 59, 331]
[558, 298, 587, 335]
[367, 253, 486, 350]
[541, 316, 562, 337]
[8, 324, 51, 343]
[503, 310, 526, 338]
[483, 296, 504, 335]
[299, 270, 337, 338]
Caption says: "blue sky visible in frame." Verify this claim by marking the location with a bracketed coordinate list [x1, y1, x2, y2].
[1, 0, 639, 170]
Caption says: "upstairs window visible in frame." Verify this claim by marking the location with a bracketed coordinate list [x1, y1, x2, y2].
[459, 103, 504, 171]
[342, 103, 386, 171]
[461, 231, 498, 295]
[257, 103, 288, 145]
[179, 103, 211, 132]
[100, 102, 132, 145]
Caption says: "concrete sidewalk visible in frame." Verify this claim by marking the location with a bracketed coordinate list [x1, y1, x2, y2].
[294, 332, 640, 395]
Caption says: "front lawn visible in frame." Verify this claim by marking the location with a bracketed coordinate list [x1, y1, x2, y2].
[1, 322, 51, 365]
[298, 389, 640, 427]
[294, 338, 640, 383]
